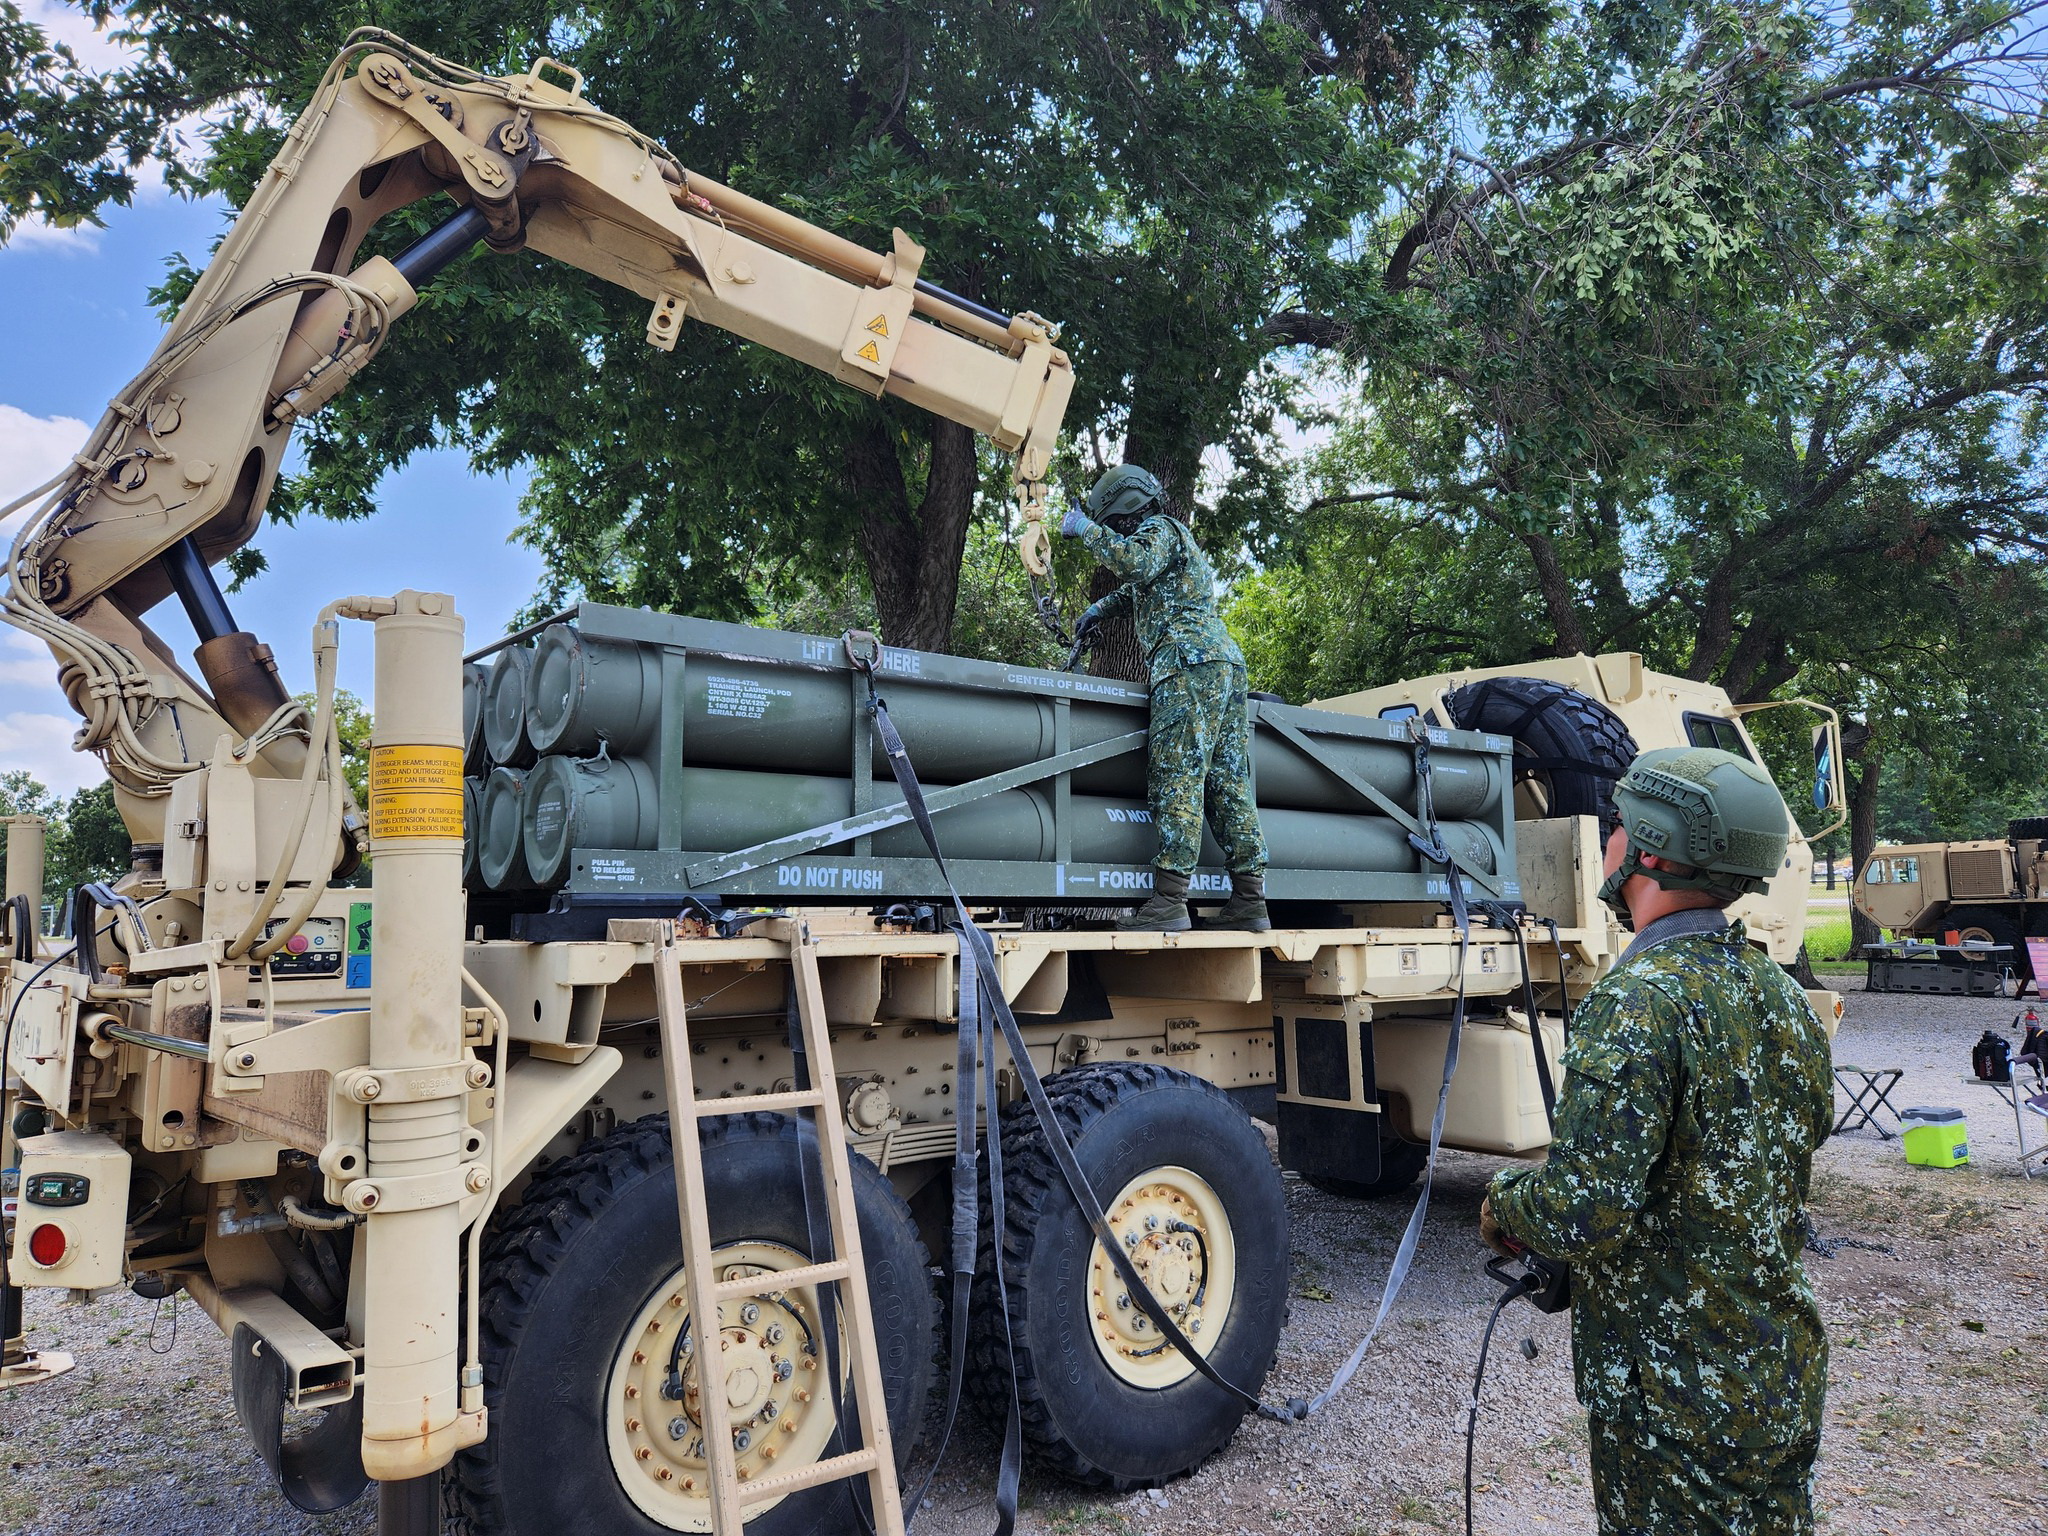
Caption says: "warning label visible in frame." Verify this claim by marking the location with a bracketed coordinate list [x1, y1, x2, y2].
[369, 745, 463, 839]
[856, 340, 882, 364]
[865, 314, 889, 336]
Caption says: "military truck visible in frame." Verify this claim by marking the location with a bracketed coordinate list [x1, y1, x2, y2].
[1853, 821, 2048, 980]
[0, 32, 1846, 1536]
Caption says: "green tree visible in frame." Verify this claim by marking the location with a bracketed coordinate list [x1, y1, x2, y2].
[0, 771, 130, 914]
[1260, 2, 2048, 948]
[0, 2, 1494, 663]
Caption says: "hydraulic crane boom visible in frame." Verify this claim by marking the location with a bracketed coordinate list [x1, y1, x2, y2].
[1, 30, 1074, 846]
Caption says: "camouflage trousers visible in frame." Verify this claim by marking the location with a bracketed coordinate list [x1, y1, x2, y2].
[1147, 661, 1267, 877]
[1590, 1419, 1818, 1536]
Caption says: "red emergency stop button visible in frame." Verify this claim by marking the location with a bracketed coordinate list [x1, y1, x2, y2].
[285, 933, 310, 954]
[27, 1222, 67, 1267]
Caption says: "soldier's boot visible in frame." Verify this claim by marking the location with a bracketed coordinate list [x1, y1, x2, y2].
[1212, 873, 1271, 933]
[1118, 868, 1192, 933]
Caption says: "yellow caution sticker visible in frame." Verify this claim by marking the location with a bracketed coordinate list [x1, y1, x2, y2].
[865, 314, 889, 337]
[369, 744, 464, 839]
[856, 339, 882, 364]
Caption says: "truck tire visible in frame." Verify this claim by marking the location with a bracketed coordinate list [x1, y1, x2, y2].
[1444, 676, 1638, 825]
[2007, 817, 2048, 840]
[451, 1113, 935, 1536]
[1954, 908, 2031, 981]
[968, 1063, 1288, 1489]
[1302, 1130, 1429, 1200]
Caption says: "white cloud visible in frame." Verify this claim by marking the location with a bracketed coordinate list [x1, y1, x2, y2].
[6, 215, 103, 254]
[23, 0, 133, 73]
[0, 404, 89, 532]
[0, 709, 104, 796]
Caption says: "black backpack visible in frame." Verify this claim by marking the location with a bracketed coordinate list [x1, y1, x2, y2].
[1973, 1030, 2013, 1084]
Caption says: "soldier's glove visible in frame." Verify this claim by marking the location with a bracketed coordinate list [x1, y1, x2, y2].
[1060, 506, 1096, 538]
[1478, 1193, 1516, 1258]
[1073, 602, 1105, 642]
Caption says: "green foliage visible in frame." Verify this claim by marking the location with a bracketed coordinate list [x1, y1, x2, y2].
[0, 772, 132, 914]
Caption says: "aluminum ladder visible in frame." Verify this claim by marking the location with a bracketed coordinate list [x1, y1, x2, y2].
[647, 917, 906, 1536]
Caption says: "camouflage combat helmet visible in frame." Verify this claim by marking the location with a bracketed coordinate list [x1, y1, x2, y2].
[1598, 745, 1791, 910]
[1084, 464, 1164, 529]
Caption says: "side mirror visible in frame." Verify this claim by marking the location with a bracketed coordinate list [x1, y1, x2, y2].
[1811, 727, 1832, 813]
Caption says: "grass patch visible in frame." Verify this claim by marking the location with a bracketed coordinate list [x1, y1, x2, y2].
[1045, 1505, 1133, 1534]
[1806, 912, 1854, 962]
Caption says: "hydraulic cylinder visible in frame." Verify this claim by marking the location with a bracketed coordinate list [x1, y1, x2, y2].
[355, 591, 477, 1480]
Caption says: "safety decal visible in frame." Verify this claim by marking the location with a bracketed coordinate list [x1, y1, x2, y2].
[856, 340, 882, 364]
[369, 744, 464, 839]
[865, 314, 889, 336]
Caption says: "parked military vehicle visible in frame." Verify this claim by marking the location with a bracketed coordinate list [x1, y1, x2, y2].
[0, 31, 1846, 1536]
[1854, 822, 2048, 980]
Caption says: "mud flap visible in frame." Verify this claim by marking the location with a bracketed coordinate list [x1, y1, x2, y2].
[230, 1321, 369, 1513]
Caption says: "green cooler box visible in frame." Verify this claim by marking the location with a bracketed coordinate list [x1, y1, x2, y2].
[1900, 1106, 1968, 1168]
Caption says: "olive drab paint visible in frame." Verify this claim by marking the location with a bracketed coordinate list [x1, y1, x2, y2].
[457, 603, 1518, 907]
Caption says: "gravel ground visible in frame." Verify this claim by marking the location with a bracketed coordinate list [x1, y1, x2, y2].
[5, 985, 2046, 1536]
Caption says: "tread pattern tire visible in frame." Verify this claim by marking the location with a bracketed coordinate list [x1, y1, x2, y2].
[966, 1063, 1288, 1490]
[2006, 817, 2048, 840]
[1445, 676, 1639, 825]
[1953, 907, 2032, 981]
[449, 1113, 935, 1536]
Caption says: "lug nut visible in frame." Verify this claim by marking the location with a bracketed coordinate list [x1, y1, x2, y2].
[733, 1428, 752, 1451]
[1115, 1293, 1130, 1310]
[764, 1324, 783, 1344]
[739, 1303, 759, 1325]
[669, 1417, 689, 1441]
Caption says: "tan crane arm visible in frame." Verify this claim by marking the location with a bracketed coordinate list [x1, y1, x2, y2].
[1, 32, 1074, 839]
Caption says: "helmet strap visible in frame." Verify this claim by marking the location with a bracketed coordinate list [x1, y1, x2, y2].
[1600, 845, 1747, 918]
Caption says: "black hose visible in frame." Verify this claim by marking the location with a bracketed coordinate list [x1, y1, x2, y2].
[263, 1228, 339, 1317]
[1464, 1279, 1530, 1536]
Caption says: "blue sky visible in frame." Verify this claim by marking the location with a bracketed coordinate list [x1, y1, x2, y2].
[0, 33, 546, 793]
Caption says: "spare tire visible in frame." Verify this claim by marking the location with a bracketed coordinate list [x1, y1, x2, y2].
[1444, 676, 1639, 825]
[2008, 816, 2048, 841]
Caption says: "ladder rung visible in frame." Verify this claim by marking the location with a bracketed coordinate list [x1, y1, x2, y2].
[714, 1258, 851, 1298]
[688, 1088, 827, 1117]
[737, 1446, 880, 1504]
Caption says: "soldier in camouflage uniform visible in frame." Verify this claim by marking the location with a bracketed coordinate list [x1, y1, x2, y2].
[1480, 746, 1834, 1535]
[1060, 465, 1269, 931]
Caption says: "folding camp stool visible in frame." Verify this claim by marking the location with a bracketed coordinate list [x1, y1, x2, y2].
[1833, 1065, 1906, 1139]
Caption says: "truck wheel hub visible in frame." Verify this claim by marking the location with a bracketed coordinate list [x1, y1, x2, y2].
[1086, 1167, 1237, 1388]
[606, 1241, 837, 1529]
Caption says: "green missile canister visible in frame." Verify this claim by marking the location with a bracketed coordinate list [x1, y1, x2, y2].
[481, 648, 537, 769]
[462, 776, 482, 886]
[515, 622, 1501, 817]
[478, 765, 539, 890]
[526, 626, 664, 757]
[521, 754, 660, 889]
[462, 661, 489, 774]
[479, 604, 1522, 911]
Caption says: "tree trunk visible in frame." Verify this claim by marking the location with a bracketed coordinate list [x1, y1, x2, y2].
[1084, 424, 1200, 683]
[847, 417, 979, 652]
[1517, 530, 1591, 655]
[1845, 726, 1882, 959]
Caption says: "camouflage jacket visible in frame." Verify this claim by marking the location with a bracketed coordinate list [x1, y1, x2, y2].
[1488, 914, 1834, 1447]
[1079, 514, 1242, 683]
